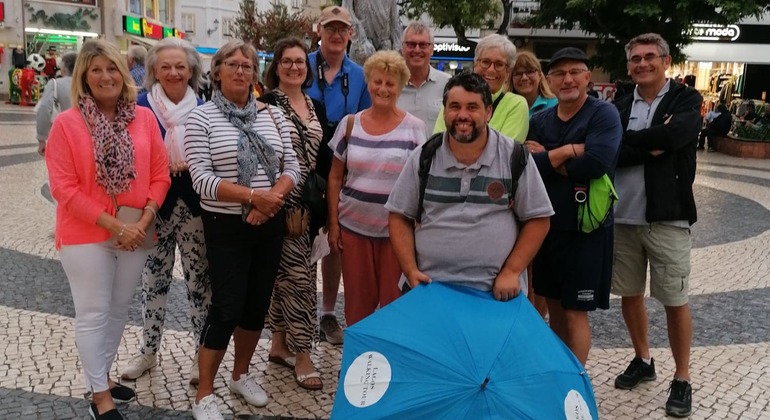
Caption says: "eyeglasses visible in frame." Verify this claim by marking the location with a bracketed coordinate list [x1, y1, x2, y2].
[628, 53, 666, 64]
[222, 61, 254, 74]
[512, 69, 539, 79]
[323, 25, 350, 36]
[404, 41, 432, 50]
[476, 59, 508, 71]
[279, 59, 307, 69]
[547, 68, 589, 80]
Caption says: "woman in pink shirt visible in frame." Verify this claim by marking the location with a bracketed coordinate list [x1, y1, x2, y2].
[45, 40, 170, 420]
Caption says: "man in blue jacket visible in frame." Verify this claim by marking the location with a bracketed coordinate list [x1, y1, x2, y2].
[611, 33, 702, 418]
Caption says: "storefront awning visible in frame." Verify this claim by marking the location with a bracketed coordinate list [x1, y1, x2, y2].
[127, 35, 159, 48]
[683, 43, 770, 65]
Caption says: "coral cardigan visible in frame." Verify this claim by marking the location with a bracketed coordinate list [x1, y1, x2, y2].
[46, 106, 171, 248]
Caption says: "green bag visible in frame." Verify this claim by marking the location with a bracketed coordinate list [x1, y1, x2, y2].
[577, 174, 618, 233]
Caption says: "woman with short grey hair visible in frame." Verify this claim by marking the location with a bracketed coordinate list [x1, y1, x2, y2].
[119, 37, 211, 385]
[36, 52, 77, 155]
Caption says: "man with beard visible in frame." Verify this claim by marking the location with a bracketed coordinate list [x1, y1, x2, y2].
[386, 72, 553, 298]
[526, 47, 622, 366]
[397, 21, 450, 136]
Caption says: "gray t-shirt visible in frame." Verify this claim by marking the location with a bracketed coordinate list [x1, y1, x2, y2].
[385, 128, 554, 292]
[397, 66, 451, 138]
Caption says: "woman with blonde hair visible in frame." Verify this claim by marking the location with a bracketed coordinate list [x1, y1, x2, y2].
[46, 39, 170, 419]
[327, 50, 426, 327]
[510, 51, 557, 116]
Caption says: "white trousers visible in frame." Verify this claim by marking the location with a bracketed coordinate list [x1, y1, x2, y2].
[60, 240, 147, 393]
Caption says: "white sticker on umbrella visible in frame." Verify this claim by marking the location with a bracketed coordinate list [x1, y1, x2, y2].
[344, 351, 392, 408]
[564, 389, 593, 420]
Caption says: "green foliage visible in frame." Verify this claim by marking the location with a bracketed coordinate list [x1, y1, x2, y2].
[532, 0, 769, 79]
[26, 5, 99, 31]
[400, 0, 503, 46]
[231, 1, 315, 52]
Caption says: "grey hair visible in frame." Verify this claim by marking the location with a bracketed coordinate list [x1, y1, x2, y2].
[144, 37, 203, 92]
[475, 34, 517, 68]
[60, 52, 77, 76]
[402, 21, 434, 44]
[210, 39, 260, 90]
[624, 33, 670, 59]
[128, 45, 147, 65]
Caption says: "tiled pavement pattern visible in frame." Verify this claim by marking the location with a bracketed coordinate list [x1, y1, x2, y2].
[0, 103, 768, 419]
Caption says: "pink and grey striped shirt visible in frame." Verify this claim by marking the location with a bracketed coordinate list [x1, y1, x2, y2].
[329, 112, 426, 238]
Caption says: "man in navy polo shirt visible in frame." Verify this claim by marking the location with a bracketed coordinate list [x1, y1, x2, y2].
[308, 5, 371, 345]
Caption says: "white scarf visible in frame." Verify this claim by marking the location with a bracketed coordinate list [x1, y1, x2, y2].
[147, 83, 198, 172]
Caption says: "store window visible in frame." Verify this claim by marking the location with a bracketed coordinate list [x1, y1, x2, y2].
[158, 0, 169, 22]
[129, 0, 141, 15]
[182, 13, 195, 33]
[144, 0, 155, 19]
[222, 17, 233, 37]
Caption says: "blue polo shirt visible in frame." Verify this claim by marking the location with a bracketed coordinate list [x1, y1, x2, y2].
[307, 51, 371, 125]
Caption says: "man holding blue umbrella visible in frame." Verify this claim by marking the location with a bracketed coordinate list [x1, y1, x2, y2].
[386, 72, 553, 298]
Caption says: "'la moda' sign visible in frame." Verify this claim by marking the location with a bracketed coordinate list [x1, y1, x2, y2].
[687, 24, 741, 42]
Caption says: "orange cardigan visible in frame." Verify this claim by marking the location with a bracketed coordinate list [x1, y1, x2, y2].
[46, 106, 171, 248]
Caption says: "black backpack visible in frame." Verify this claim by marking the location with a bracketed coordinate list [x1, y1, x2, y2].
[416, 133, 529, 223]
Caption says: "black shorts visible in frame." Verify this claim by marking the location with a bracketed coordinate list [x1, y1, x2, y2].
[532, 226, 613, 311]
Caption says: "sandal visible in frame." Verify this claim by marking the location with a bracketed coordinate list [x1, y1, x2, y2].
[295, 371, 323, 391]
[268, 355, 296, 369]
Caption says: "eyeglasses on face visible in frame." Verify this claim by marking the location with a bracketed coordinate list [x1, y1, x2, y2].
[323, 25, 350, 36]
[512, 69, 539, 79]
[547, 68, 589, 80]
[404, 41, 432, 50]
[279, 59, 307, 69]
[628, 53, 666, 64]
[222, 61, 254, 74]
[476, 59, 508, 71]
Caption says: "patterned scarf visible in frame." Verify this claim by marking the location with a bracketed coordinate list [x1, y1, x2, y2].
[79, 95, 137, 196]
[211, 89, 281, 189]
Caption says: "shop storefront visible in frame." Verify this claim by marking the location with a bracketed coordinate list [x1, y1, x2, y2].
[118, 15, 185, 49]
[431, 39, 476, 75]
[23, 0, 101, 63]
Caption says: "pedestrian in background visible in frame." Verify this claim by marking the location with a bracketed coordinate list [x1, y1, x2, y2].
[119, 37, 211, 386]
[46, 39, 170, 419]
[327, 50, 426, 326]
[185, 39, 300, 420]
[36, 52, 77, 155]
[127, 45, 148, 94]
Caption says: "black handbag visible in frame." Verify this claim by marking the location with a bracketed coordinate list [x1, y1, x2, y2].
[290, 114, 327, 216]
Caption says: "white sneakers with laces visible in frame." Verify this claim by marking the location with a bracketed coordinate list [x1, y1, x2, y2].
[192, 394, 223, 420]
[119, 353, 156, 380]
[229, 373, 269, 407]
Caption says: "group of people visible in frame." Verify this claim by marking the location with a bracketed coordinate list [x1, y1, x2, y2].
[42, 4, 700, 419]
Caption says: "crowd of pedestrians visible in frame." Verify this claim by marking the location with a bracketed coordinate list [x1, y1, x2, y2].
[39, 4, 701, 419]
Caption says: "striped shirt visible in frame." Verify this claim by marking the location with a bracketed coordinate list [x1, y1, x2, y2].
[185, 101, 300, 214]
[329, 112, 426, 237]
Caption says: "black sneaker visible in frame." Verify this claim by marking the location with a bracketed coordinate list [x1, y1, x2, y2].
[89, 403, 126, 420]
[614, 357, 656, 390]
[666, 379, 693, 417]
[110, 383, 136, 403]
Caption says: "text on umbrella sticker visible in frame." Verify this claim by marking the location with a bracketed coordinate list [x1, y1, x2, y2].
[344, 351, 392, 408]
[564, 389, 593, 420]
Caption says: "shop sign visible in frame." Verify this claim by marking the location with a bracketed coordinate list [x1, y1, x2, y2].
[687, 24, 740, 42]
[122, 15, 184, 40]
[432, 41, 476, 60]
[123, 16, 142, 36]
[0, 3, 5, 22]
[141, 18, 163, 40]
[44, 0, 97, 5]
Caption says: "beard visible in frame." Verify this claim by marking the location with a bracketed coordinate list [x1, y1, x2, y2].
[449, 120, 481, 144]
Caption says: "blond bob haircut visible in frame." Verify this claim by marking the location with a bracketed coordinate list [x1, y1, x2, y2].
[363, 50, 410, 88]
[71, 39, 137, 108]
[511, 51, 555, 98]
[210, 40, 260, 90]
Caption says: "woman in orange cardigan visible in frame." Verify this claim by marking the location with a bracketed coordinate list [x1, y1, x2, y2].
[45, 40, 170, 420]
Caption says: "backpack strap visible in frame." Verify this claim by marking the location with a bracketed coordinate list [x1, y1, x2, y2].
[508, 142, 529, 208]
[416, 132, 445, 223]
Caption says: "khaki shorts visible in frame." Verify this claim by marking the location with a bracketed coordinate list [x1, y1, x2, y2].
[611, 223, 691, 307]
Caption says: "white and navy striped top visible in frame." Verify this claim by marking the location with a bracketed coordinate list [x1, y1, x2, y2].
[185, 101, 300, 214]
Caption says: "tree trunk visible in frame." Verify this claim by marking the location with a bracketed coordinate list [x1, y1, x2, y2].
[497, 0, 512, 34]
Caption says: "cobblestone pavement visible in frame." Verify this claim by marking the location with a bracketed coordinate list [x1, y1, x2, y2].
[1, 103, 768, 419]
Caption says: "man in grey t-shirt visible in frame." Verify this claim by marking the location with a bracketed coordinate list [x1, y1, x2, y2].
[386, 72, 553, 300]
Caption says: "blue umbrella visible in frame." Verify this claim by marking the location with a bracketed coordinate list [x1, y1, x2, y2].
[332, 282, 598, 420]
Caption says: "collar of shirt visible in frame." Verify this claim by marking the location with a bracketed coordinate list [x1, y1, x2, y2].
[318, 53, 352, 80]
[438, 128, 499, 170]
[633, 79, 671, 104]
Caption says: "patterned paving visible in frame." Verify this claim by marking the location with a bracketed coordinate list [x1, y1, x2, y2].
[0, 103, 768, 419]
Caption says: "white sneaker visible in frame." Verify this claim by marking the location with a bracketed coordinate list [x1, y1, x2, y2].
[229, 373, 268, 407]
[192, 394, 224, 420]
[119, 353, 157, 380]
[189, 353, 200, 385]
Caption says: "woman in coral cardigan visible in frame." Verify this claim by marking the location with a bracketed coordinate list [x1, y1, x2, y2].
[45, 39, 170, 420]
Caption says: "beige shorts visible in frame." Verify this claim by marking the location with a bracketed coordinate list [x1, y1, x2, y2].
[611, 223, 691, 307]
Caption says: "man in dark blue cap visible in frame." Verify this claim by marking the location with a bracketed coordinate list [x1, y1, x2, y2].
[525, 46, 623, 366]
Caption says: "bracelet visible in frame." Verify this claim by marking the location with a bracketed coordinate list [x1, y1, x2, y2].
[571, 144, 577, 157]
[144, 206, 157, 218]
[118, 224, 126, 237]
